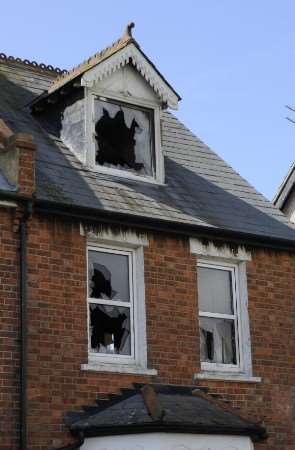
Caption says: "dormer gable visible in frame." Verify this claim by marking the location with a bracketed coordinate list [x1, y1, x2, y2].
[32, 24, 180, 183]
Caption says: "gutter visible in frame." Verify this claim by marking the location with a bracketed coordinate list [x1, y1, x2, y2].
[34, 197, 295, 252]
[0, 189, 295, 252]
[74, 423, 266, 443]
[19, 200, 33, 450]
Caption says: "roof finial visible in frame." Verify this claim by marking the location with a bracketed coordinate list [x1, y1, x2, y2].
[123, 22, 135, 40]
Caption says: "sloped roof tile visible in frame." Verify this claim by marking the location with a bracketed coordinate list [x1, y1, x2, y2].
[0, 54, 294, 246]
[65, 384, 266, 441]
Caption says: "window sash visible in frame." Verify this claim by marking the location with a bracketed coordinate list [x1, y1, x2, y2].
[87, 245, 135, 360]
[197, 260, 241, 369]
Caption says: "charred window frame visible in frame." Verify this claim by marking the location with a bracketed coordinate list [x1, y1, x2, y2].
[197, 260, 242, 372]
[87, 245, 136, 362]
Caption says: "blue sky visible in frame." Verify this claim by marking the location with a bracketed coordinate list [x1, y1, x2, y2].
[1, 1, 294, 199]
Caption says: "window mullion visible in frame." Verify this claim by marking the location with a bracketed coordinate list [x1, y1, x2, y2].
[88, 298, 131, 308]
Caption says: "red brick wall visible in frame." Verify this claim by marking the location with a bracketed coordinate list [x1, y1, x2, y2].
[0, 206, 20, 450]
[197, 250, 295, 450]
[0, 212, 294, 449]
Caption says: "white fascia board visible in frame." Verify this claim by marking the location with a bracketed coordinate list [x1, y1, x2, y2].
[81, 43, 179, 110]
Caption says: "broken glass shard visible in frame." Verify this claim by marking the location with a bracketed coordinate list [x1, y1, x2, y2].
[94, 98, 155, 177]
[200, 317, 237, 364]
[89, 304, 131, 355]
[88, 250, 130, 302]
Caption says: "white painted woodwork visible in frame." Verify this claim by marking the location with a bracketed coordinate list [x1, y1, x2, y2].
[190, 239, 260, 382]
[82, 229, 152, 374]
[83, 432, 254, 450]
[81, 43, 179, 109]
[94, 65, 159, 104]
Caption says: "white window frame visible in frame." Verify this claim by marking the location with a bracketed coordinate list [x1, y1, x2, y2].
[85, 88, 164, 184]
[87, 245, 136, 363]
[81, 228, 157, 375]
[190, 238, 261, 382]
[198, 259, 242, 373]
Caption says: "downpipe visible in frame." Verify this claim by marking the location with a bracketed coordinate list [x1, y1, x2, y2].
[19, 201, 32, 450]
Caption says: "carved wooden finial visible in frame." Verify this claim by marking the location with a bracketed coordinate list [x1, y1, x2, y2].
[123, 22, 135, 40]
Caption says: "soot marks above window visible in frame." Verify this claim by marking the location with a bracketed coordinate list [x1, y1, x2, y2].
[94, 99, 155, 177]
[90, 304, 130, 355]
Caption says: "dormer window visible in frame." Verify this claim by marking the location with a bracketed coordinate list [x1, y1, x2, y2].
[31, 23, 180, 184]
[94, 97, 155, 178]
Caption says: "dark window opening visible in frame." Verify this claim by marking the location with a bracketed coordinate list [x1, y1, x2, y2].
[202, 329, 214, 361]
[94, 99, 155, 177]
[89, 304, 131, 355]
[91, 264, 114, 299]
[95, 108, 143, 171]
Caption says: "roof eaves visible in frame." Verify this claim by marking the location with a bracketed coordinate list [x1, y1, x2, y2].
[273, 160, 295, 208]
[74, 422, 266, 442]
[33, 197, 295, 252]
[67, 384, 267, 442]
[40, 22, 180, 106]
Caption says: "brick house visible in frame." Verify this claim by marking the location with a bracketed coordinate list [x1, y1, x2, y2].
[0, 23, 294, 450]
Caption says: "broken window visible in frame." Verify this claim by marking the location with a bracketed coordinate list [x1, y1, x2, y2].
[197, 264, 239, 366]
[94, 98, 155, 177]
[89, 304, 131, 355]
[87, 247, 133, 357]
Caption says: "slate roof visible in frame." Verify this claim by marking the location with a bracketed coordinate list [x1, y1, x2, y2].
[35, 23, 180, 107]
[65, 384, 266, 441]
[1, 54, 295, 245]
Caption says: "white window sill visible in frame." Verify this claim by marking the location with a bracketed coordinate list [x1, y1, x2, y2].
[81, 362, 158, 376]
[194, 372, 261, 383]
[91, 165, 164, 186]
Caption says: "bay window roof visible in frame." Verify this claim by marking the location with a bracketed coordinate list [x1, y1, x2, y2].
[65, 383, 266, 442]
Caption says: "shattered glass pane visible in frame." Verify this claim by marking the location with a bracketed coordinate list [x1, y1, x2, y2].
[200, 317, 237, 364]
[94, 98, 155, 177]
[198, 267, 234, 315]
[89, 304, 131, 355]
[88, 250, 130, 302]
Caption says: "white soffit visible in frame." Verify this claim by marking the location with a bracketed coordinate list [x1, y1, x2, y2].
[81, 43, 179, 109]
